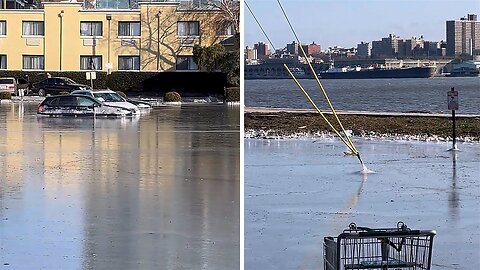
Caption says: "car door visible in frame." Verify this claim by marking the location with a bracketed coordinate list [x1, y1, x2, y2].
[76, 96, 98, 116]
[56, 78, 71, 94]
[43, 78, 56, 94]
[42, 97, 60, 114]
[57, 96, 78, 116]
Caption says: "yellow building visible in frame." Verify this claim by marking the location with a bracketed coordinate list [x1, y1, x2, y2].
[0, 1, 235, 72]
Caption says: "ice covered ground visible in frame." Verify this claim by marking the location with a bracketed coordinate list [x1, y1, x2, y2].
[245, 138, 480, 269]
[0, 103, 240, 269]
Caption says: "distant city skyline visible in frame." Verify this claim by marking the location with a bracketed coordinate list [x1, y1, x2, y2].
[244, 0, 480, 49]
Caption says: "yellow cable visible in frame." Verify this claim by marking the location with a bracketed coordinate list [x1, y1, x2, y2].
[284, 64, 358, 155]
[276, 0, 358, 154]
[297, 45, 359, 154]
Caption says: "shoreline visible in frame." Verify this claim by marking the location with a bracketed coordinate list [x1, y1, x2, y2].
[245, 107, 480, 142]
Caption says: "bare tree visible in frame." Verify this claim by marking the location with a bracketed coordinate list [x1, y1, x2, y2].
[207, 0, 240, 35]
[135, 6, 183, 71]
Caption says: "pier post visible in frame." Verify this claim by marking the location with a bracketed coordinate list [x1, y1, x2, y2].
[447, 87, 458, 150]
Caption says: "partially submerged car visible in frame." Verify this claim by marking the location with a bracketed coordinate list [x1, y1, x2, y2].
[71, 89, 151, 113]
[37, 95, 133, 117]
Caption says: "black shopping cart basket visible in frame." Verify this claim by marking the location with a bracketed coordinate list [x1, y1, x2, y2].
[324, 222, 436, 270]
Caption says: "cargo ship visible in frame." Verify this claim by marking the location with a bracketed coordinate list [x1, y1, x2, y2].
[317, 66, 436, 79]
[245, 63, 437, 79]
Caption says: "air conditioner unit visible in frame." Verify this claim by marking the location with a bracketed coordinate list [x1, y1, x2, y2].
[180, 37, 198, 47]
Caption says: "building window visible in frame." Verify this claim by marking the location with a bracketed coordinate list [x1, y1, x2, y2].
[0, 55, 6, 69]
[22, 21, 44, 36]
[176, 56, 198, 70]
[0, 21, 6, 35]
[177, 21, 200, 36]
[118, 22, 140, 36]
[80, 21, 103, 37]
[23, 55, 44, 70]
[217, 22, 235, 36]
[118, 56, 140, 70]
[80, 56, 102, 70]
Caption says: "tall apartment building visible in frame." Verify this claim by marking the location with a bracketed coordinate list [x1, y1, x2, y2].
[244, 46, 257, 61]
[253, 42, 270, 59]
[286, 41, 298, 55]
[307, 42, 321, 55]
[0, 1, 234, 72]
[446, 14, 480, 56]
[285, 41, 320, 56]
[356, 42, 371, 57]
[371, 34, 400, 57]
[424, 41, 440, 57]
[402, 36, 424, 57]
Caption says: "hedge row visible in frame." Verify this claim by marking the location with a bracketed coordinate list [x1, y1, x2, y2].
[0, 92, 12, 100]
[225, 87, 240, 102]
[0, 71, 227, 97]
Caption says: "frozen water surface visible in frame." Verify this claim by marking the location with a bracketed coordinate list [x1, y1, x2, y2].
[0, 103, 239, 270]
[245, 138, 479, 270]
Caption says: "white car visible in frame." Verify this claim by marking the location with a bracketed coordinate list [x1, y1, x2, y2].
[0, 77, 30, 95]
[71, 89, 151, 114]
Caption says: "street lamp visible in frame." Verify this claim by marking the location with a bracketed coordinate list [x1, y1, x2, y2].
[156, 11, 161, 71]
[59, 10, 64, 71]
[106, 14, 112, 73]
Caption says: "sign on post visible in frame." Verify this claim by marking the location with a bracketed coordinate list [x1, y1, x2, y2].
[447, 89, 458, 111]
[86, 71, 96, 80]
[86, 71, 96, 89]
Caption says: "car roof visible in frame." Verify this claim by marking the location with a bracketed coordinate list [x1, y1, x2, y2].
[93, 89, 115, 92]
[45, 94, 97, 99]
[71, 90, 91, 93]
[74, 89, 116, 93]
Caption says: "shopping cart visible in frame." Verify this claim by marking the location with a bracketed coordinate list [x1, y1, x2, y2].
[324, 222, 436, 270]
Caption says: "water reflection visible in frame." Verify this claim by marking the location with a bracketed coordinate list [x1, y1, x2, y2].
[448, 151, 459, 221]
[0, 103, 240, 269]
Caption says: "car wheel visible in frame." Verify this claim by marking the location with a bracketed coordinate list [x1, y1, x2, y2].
[38, 88, 46, 97]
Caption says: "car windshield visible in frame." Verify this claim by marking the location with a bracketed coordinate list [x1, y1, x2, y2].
[61, 78, 77, 84]
[0, 79, 14, 84]
[93, 92, 125, 102]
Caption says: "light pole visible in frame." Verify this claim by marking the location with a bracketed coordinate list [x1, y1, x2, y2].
[59, 10, 64, 71]
[106, 14, 112, 74]
[156, 11, 161, 71]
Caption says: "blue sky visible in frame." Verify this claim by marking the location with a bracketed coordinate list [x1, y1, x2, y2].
[244, 0, 480, 49]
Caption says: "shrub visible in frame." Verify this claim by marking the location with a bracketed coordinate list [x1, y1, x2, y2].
[116, 91, 127, 99]
[225, 87, 240, 102]
[164, 91, 181, 102]
[0, 92, 12, 100]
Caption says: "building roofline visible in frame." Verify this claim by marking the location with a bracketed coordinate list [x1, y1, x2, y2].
[41, 1, 82, 6]
[79, 9, 140, 13]
[0, 9, 44, 13]
[137, 2, 179, 7]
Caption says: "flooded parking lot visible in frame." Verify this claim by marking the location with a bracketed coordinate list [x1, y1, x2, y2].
[245, 138, 480, 270]
[0, 102, 240, 269]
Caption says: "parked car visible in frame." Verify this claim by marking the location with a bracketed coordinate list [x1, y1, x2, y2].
[0, 77, 30, 96]
[71, 89, 151, 113]
[37, 95, 133, 117]
[32, 77, 90, 96]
